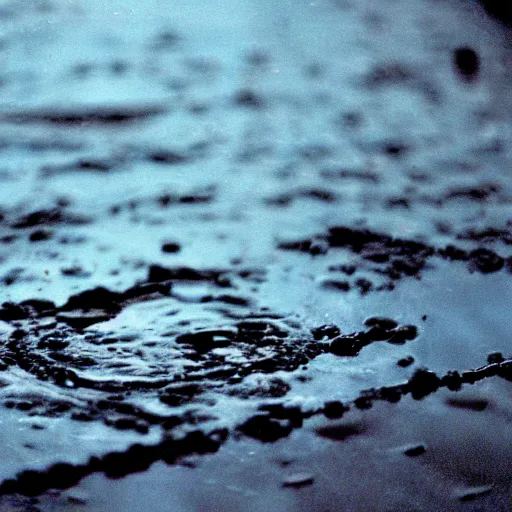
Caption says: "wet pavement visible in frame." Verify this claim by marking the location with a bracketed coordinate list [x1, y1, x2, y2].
[0, 0, 512, 510]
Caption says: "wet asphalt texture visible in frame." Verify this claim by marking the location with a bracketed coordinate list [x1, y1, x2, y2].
[0, 0, 512, 510]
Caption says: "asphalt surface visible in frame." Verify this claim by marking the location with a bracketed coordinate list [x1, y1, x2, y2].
[0, 0, 512, 510]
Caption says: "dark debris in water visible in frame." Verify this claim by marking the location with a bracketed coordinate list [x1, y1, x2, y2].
[10, 208, 91, 229]
[0, 427, 229, 497]
[0, 262, 423, 489]
[0, 347, 509, 496]
[1, 259, 511, 495]
[0, 105, 167, 125]
[278, 224, 510, 292]
[453, 46, 480, 82]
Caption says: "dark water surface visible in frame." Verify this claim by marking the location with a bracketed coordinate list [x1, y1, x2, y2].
[1, 0, 512, 510]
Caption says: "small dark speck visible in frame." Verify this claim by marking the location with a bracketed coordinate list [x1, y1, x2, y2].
[404, 443, 426, 457]
[29, 229, 53, 242]
[454, 47, 479, 81]
[387, 197, 410, 209]
[246, 50, 270, 67]
[110, 60, 129, 75]
[397, 356, 415, 368]
[487, 352, 504, 364]
[341, 112, 362, 128]
[384, 143, 409, 157]
[162, 242, 181, 254]
[234, 89, 264, 108]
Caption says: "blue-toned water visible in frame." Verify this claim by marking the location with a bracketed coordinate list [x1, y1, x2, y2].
[0, 0, 512, 510]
